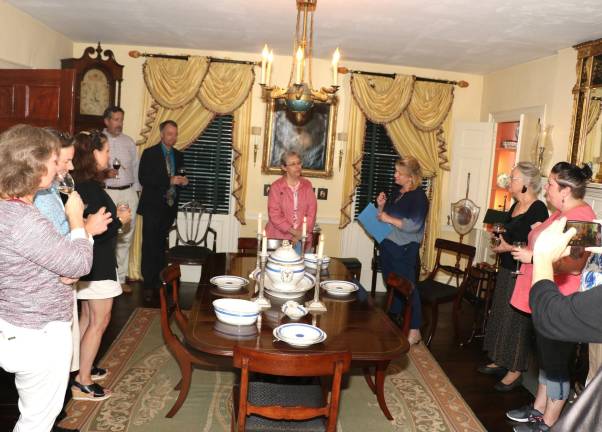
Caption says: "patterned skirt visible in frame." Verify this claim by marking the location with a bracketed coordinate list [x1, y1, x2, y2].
[483, 267, 534, 371]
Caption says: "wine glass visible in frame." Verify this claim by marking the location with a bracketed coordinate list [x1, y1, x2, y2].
[112, 158, 122, 179]
[57, 172, 75, 195]
[116, 201, 129, 234]
[512, 241, 526, 275]
[490, 223, 506, 248]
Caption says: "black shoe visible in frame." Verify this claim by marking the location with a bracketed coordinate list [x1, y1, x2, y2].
[494, 376, 522, 392]
[91, 366, 108, 381]
[477, 364, 506, 376]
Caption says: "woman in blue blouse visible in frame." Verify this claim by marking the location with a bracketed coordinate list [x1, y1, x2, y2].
[377, 156, 429, 345]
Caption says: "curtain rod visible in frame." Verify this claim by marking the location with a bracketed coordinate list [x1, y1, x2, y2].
[337, 66, 469, 88]
[128, 50, 258, 65]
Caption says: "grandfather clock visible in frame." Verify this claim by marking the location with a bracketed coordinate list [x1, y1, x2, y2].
[62, 42, 123, 132]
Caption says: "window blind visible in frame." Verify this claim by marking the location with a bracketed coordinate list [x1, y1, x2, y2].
[180, 115, 233, 214]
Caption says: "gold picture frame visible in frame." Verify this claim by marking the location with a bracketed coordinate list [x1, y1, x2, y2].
[262, 98, 337, 178]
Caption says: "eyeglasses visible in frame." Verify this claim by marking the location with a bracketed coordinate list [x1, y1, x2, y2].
[286, 161, 302, 167]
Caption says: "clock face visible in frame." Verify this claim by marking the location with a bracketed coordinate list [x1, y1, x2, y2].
[79, 68, 110, 116]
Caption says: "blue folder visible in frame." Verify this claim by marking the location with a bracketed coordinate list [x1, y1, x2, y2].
[357, 203, 393, 244]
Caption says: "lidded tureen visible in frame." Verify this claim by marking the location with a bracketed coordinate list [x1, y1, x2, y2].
[265, 241, 305, 290]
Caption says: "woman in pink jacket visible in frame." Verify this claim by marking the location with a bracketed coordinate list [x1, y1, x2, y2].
[265, 151, 317, 252]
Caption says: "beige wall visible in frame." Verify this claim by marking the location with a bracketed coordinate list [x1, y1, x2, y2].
[0, 0, 73, 69]
[480, 47, 577, 173]
[73, 42, 484, 255]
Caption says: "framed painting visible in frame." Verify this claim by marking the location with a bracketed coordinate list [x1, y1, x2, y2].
[262, 98, 337, 178]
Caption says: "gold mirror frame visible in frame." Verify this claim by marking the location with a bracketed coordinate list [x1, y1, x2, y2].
[568, 38, 602, 183]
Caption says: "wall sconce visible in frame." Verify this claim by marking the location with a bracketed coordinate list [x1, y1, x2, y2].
[251, 126, 262, 166]
[336, 132, 348, 171]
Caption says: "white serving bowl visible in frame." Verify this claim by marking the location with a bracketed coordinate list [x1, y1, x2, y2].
[212, 298, 260, 326]
[303, 253, 331, 270]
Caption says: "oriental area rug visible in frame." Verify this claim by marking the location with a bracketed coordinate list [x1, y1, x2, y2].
[59, 308, 484, 432]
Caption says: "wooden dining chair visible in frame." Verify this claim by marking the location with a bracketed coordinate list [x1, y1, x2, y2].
[363, 272, 413, 393]
[166, 200, 217, 266]
[415, 238, 476, 347]
[232, 346, 351, 432]
[159, 264, 214, 418]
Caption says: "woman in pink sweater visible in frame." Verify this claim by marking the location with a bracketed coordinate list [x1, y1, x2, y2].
[265, 151, 317, 252]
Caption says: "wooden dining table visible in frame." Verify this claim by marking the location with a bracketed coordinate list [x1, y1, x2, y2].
[183, 252, 409, 420]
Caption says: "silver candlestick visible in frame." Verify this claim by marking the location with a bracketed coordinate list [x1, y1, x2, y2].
[253, 252, 271, 309]
[255, 232, 262, 271]
[306, 256, 327, 312]
[300, 234, 307, 259]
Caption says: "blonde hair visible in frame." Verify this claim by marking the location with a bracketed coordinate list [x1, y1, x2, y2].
[0, 124, 59, 198]
[395, 156, 423, 187]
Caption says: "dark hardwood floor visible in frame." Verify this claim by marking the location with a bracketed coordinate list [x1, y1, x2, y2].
[0, 281, 533, 432]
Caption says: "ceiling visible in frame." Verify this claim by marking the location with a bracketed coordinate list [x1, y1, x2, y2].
[7, 0, 602, 74]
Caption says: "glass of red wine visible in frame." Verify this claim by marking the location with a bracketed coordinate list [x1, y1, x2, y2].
[112, 158, 121, 179]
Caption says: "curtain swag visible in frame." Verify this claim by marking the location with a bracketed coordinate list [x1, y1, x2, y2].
[128, 56, 254, 281]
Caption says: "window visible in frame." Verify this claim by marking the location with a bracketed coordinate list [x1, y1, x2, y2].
[180, 115, 233, 214]
[354, 121, 431, 218]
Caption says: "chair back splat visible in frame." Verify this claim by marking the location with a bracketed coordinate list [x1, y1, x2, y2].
[232, 346, 351, 432]
[416, 238, 476, 347]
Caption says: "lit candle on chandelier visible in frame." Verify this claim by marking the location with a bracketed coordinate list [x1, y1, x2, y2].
[266, 50, 273, 86]
[257, 213, 262, 235]
[331, 48, 340, 86]
[295, 46, 304, 84]
[260, 44, 269, 84]
[302, 216, 307, 238]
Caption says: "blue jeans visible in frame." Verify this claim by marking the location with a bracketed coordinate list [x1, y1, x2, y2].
[379, 240, 422, 329]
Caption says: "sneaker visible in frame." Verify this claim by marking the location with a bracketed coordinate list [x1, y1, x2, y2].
[506, 403, 543, 423]
[513, 418, 550, 431]
[91, 366, 108, 381]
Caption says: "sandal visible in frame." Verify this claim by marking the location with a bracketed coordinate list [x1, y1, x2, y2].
[71, 380, 111, 401]
[91, 366, 108, 381]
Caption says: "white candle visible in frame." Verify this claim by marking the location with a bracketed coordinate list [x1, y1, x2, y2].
[317, 235, 324, 259]
[262, 229, 267, 256]
[331, 48, 340, 86]
[257, 213, 262, 235]
[260, 44, 269, 84]
[266, 50, 273, 86]
[302, 216, 307, 238]
[295, 46, 304, 84]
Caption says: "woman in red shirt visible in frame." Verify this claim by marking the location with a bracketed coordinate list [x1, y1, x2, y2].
[507, 162, 594, 431]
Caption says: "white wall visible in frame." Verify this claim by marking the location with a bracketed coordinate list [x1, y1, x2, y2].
[0, 0, 73, 69]
[480, 48, 577, 174]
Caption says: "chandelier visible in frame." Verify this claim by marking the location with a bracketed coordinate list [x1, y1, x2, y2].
[258, 0, 340, 122]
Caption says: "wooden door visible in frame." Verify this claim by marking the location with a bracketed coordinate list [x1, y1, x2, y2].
[0, 69, 75, 133]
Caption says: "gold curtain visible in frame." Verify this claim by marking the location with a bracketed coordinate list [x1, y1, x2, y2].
[586, 100, 602, 135]
[340, 75, 453, 270]
[128, 56, 255, 280]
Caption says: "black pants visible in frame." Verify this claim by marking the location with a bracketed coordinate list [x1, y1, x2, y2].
[141, 207, 176, 290]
